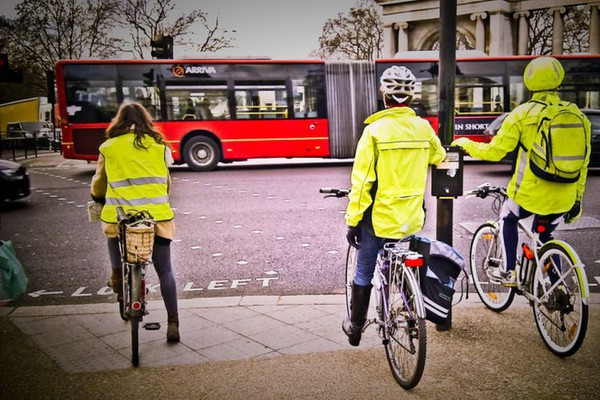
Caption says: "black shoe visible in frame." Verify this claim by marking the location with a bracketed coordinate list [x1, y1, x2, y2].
[342, 316, 363, 346]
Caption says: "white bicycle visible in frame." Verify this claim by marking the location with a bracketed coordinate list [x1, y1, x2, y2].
[467, 183, 589, 357]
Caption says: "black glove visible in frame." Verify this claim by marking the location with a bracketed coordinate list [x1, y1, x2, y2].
[564, 200, 582, 224]
[346, 226, 361, 248]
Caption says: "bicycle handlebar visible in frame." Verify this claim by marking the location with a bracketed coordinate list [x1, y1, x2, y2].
[319, 188, 350, 198]
[464, 182, 507, 199]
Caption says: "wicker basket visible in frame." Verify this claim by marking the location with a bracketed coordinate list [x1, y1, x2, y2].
[125, 222, 155, 262]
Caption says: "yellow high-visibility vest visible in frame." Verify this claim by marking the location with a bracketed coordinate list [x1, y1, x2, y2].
[100, 133, 174, 223]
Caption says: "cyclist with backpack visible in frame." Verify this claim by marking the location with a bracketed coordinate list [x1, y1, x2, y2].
[343, 65, 446, 346]
[452, 56, 592, 286]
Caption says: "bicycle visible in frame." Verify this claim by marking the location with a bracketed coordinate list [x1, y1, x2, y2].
[116, 206, 159, 367]
[467, 183, 589, 357]
[320, 188, 427, 389]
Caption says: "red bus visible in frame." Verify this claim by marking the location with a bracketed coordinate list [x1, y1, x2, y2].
[55, 56, 600, 171]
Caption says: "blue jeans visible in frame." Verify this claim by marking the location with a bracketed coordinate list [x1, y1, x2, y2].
[354, 226, 387, 287]
[501, 198, 563, 278]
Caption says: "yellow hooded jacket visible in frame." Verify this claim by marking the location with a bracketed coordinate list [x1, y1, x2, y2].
[461, 91, 591, 215]
[345, 107, 446, 239]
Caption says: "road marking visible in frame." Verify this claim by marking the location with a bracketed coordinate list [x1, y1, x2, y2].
[29, 290, 63, 298]
[236, 260, 249, 265]
[191, 246, 201, 250]
[72, 287, 92, 297]
[183, 282, 203, 292]
[595, 276, 600, 286]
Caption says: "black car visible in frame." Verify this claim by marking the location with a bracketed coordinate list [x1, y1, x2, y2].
[483, 109, 600, 168]
[0, 159, 30, 201]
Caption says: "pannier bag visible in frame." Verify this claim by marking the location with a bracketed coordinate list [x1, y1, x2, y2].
[528, 100, 588, 183]
[411, 236, 466, 325]
[0, 240, 28, 300]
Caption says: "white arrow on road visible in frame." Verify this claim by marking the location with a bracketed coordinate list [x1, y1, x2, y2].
[29, 290, 64, 298]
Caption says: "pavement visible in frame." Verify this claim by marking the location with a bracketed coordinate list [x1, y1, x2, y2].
[3, 153, 600, 398]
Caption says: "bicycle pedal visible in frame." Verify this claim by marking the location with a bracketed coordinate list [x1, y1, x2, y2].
[143, 322, 161, 330]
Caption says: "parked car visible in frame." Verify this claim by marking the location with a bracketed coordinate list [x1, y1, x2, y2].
[483, 109, 600, 168]
[0, 159, 30, 201]
[6, 122, 53, 139]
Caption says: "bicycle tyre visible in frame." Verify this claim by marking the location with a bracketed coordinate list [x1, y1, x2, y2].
[345, 245, 357, 316]
[532, 242, 589, 357]
[470, 223, 514, 312]
[383, 265, 426, 390]
[131, 316, 140, 367]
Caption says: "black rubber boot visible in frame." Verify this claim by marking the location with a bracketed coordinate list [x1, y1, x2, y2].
[342, 283, 372, 346]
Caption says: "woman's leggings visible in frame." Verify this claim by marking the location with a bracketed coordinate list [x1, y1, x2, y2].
[107, 236, 178, 315]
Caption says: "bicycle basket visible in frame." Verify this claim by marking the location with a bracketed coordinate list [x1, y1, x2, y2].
[125, 221, 156, 262]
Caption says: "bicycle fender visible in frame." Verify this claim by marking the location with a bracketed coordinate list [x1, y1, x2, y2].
[406, 269, 427, 319]
[542, 239, 589, 303]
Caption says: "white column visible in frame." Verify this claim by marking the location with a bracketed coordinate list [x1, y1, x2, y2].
[394, 22, 409, 54]
[586, 3, 600, 54]
[488, 12, 514, 56]
[470, 12, 487, 53]
[549, 7, 566, 54]
[383, 23, 396, 58]
[513, 11, 530, 55]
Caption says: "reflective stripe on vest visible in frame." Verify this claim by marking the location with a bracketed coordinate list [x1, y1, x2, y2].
[105, 195, 170, 206]
[110, 177, 168, 189]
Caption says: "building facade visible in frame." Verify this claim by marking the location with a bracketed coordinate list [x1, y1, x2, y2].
[375, 0, 600, 57]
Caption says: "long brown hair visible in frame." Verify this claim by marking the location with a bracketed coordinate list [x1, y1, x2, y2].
[106, 102, 165, 150]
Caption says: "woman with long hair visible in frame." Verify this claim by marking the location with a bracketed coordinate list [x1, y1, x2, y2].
[91, 101, 180, 342]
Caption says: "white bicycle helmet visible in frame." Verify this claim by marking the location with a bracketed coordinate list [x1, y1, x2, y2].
[380, 65, 416, 104]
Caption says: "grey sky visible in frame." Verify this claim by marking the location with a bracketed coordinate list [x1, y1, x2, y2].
[0, 0, 360, 59]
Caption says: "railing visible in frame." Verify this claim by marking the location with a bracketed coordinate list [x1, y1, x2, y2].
[0, 131, 62, 161]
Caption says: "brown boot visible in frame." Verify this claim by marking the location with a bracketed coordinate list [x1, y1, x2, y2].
[167, 313, 180, 343]
[107, 269, 123, 300]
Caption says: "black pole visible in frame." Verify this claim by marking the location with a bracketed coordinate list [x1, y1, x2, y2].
[435, 0, 457, 332]
[436, 0, 456, 247]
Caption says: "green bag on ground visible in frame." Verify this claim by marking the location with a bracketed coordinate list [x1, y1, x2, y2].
[0, 240, 28, 300]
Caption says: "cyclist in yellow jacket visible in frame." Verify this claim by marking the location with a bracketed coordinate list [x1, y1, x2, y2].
[91, 102, 180, 342]
[452, 56, 591, 286]
[343, 65, 446, 346]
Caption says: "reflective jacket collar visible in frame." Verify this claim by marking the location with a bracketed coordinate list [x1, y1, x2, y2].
[364, 106, 416, 124]
[530, 91, 561, 105]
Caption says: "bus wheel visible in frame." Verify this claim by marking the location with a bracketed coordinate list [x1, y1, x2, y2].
[183, 136, 220, 172]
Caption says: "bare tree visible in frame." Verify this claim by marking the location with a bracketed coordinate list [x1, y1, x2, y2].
[528, 6, 589, 55]
[312, 0, 383, 61]
[119, 0, 235, 59]
[0, 0, 121, 91]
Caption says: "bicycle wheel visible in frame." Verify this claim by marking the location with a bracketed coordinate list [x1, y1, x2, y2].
[131, 316, 140, 367]
[383, 265, 426, 390]
[470, 223, 514, 312]
[532, 242, 588, 357]
[345, 245, 357, 316]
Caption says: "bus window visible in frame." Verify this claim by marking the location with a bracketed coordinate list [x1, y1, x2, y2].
[164, 83, 230, 121]
[122, 85, 161, 120]
[292, 78, 322, 118]
[235, 80, 288, 119]
[454, 75, 503, 115]
[65, 80, 118, 123]
[509, 75, 529, 109]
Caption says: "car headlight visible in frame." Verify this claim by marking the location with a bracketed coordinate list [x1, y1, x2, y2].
[0, 168, 20, 177]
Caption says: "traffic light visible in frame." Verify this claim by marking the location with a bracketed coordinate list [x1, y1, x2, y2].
[150, 34, 174, 59]
[0, 53, 23, 83]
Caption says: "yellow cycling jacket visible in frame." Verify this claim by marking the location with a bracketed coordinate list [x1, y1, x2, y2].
[461, 91, 591, 215]
[345, 107, 446, 239]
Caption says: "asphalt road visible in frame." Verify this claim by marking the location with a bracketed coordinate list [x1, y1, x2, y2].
[2, 157, 599, 307]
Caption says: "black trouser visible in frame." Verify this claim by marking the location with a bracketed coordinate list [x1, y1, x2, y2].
[107, 236, 178, 314]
